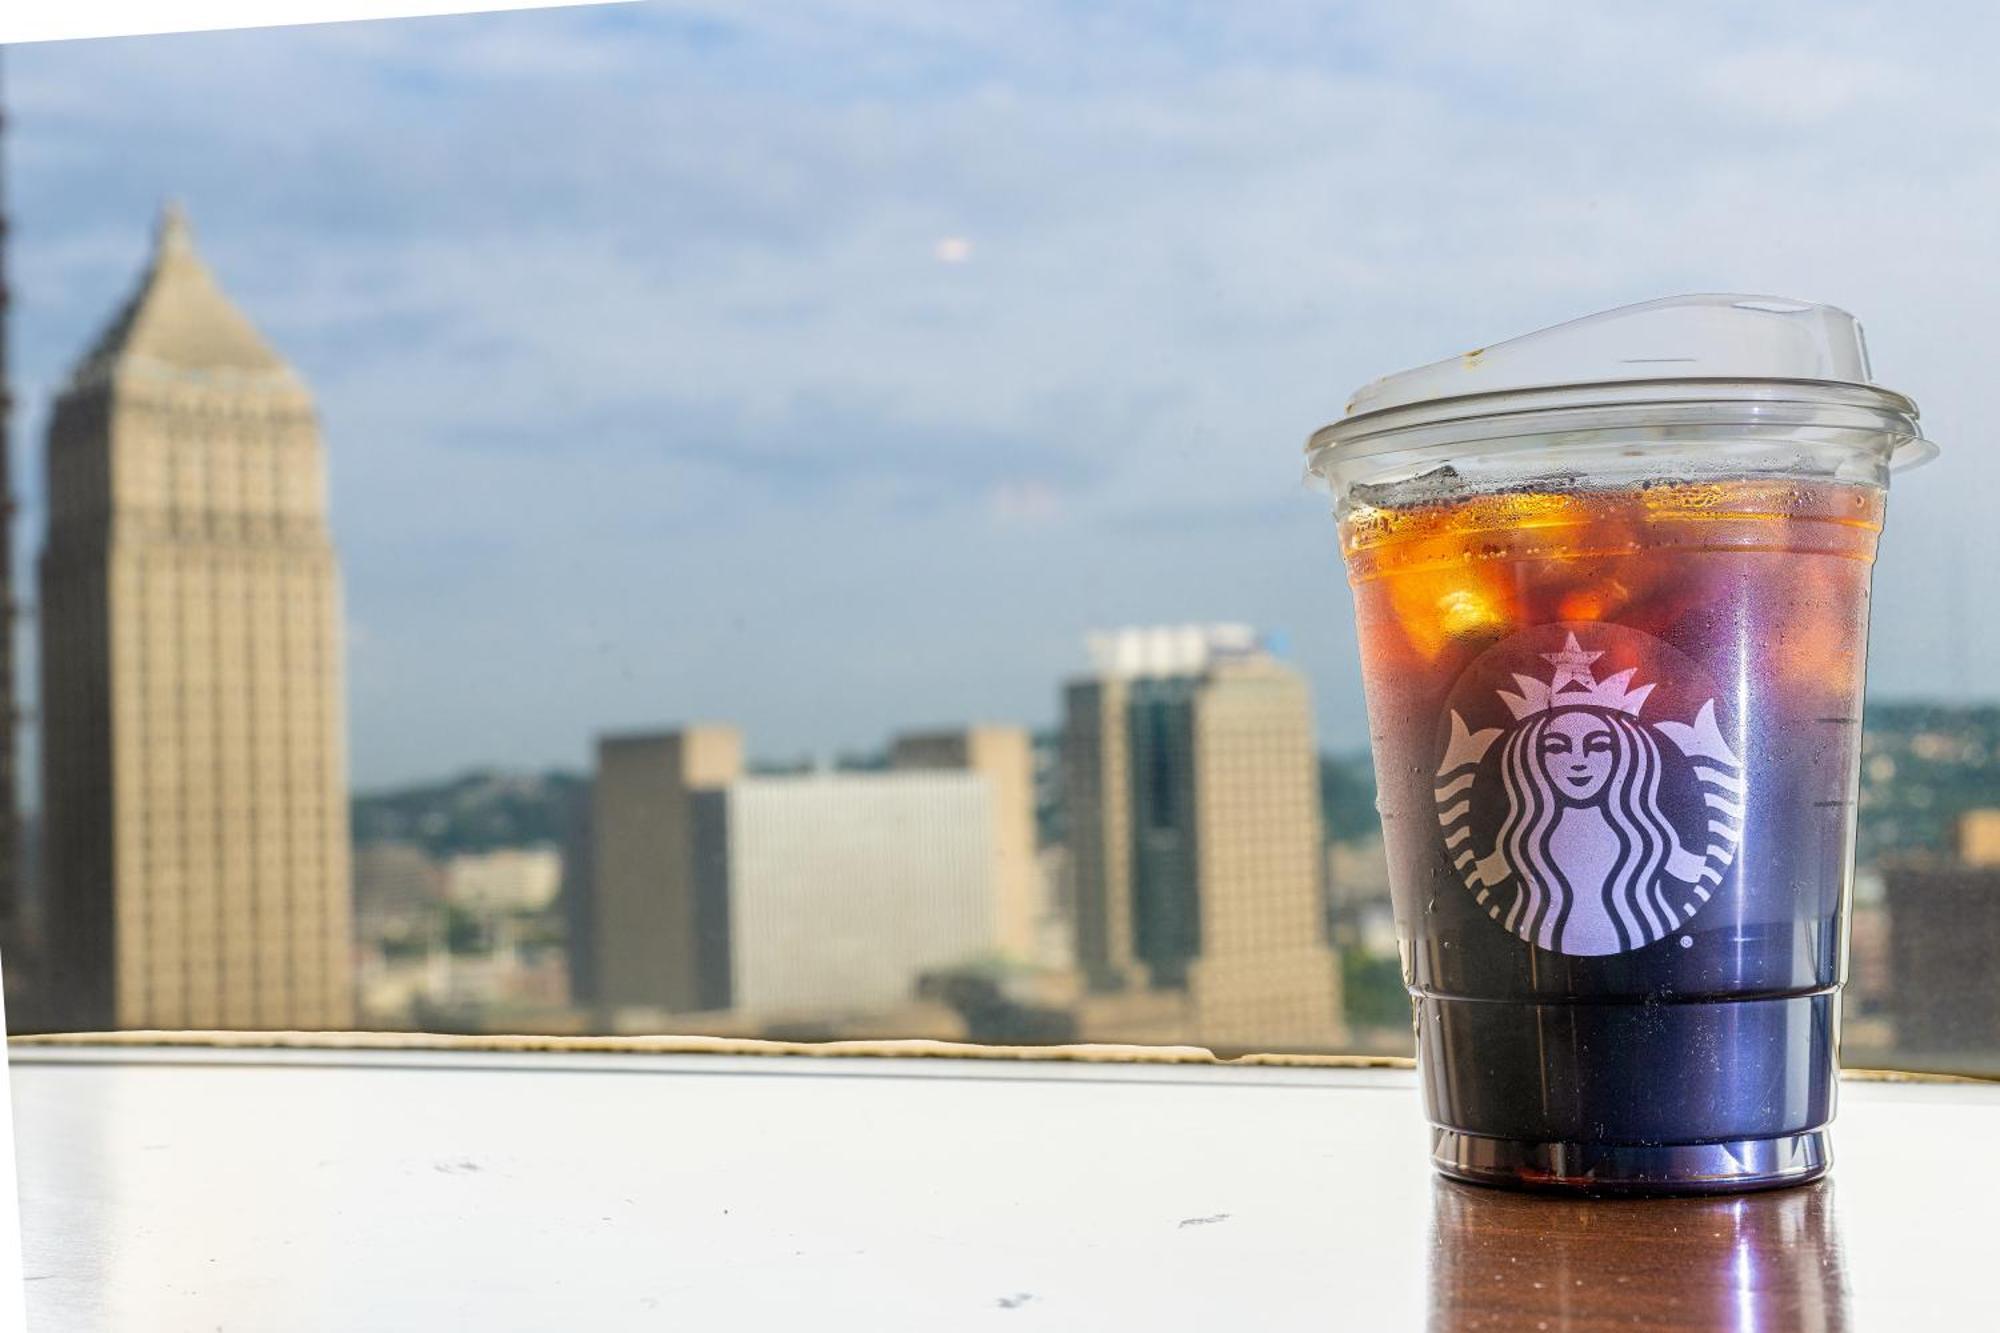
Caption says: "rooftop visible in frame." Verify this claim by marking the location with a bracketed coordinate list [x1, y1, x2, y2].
[65, 202, 300, 393]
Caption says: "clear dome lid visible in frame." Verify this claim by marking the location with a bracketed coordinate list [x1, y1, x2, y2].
[1348, 295, 1874, 415]
[1308, 294, 1936, 473]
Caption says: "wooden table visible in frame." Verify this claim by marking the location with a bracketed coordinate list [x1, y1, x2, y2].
[8, 1046, 1987, 1329]
[1431, 1177, 1846, 1329]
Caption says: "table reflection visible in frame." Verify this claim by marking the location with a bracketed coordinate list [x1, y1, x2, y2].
[1427, 1178, 1848, 1331]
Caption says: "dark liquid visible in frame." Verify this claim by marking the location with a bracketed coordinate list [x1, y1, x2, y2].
[1344, 479, 1882, 1191]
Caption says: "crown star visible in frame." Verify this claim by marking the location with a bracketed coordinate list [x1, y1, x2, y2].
[1496, 632, 1656, 720]
[1541, 632, 1604, 694]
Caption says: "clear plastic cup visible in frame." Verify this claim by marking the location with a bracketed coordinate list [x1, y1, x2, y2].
[1306, 295, 1937, 1194]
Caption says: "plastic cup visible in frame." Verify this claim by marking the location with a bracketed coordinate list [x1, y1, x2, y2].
[1306, 295, 1936, 1194]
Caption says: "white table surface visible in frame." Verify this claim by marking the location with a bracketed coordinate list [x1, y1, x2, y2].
[8, 1046, 1994, 1330]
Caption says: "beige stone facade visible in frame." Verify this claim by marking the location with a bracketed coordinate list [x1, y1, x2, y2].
[1956, 809, 2000, 868]
[1183, 659, 1344, 1050]
[40, 207, 353, 1030]
[890, 726, 1041, 963]
[1062, 630, 1344, 1052]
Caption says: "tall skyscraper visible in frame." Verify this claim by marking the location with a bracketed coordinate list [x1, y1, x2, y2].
[890, 726, 1042, 963]
[40, 207, 353, 1030]
[1062, 626, 1345, 1051]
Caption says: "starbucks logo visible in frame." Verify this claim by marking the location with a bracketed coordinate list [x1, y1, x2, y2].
[1434, 623, 1744, 956]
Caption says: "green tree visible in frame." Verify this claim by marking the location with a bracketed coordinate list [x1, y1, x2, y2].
[1342, 948, 1410, 1030]
[1320, 752, 1380, 844]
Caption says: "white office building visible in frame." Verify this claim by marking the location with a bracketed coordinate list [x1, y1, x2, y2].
[692, 772, 997, 1018]
[443, 846, 564, 914]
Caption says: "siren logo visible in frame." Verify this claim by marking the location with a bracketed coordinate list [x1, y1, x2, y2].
[1434, 623, 1744, 956]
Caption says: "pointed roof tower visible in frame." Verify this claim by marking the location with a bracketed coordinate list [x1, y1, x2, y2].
[66, 202, 300, 393]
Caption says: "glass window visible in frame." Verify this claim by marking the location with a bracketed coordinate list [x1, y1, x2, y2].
[0, 4, 1994, 1076]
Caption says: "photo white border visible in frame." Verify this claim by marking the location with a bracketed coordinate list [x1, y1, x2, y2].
[0, 1, 638, 46]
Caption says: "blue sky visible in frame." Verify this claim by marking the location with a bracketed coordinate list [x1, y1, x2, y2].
[8, 1, 1998, 788]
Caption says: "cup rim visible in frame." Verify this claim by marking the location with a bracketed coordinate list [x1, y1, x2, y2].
[1305, 375, 1935, 473]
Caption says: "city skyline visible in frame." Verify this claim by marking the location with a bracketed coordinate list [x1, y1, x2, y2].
[8, 4, 2000, 794]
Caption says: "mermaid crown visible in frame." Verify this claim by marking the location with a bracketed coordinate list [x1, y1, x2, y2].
[1498, 631, 1655, 721]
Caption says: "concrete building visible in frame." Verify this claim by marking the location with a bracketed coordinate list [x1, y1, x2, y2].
[443, 847, 562, 914]
[1328, 834, 1397, 957]
[1061, 626, 1344, 1051]
[40, 207, 353, 1030]
[1846, 900, 1892, 1018]
[1882, 865, 2000, 1057]
[352, 842, 443, 937]
[357, 919, 574, 1034]
[1882, 810, 2000, 1062]
[557, 782, 597, 1007]
[890, 726, 1042, 963]
[587, 727, 1017, 1026]
[692, 772, 996, 1019]
[1955, 808, 2000, 868]
[590, 727, 743, 1017]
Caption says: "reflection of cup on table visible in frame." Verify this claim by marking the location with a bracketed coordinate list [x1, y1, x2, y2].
[1425, 1176, 1849, 1331]
[1307, 296, 1936, 1193]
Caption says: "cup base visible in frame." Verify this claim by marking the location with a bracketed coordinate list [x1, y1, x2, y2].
[1430, 1127, 1830, 1197]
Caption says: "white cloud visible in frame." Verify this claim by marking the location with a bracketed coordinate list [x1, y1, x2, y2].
[10, 1, 2000, 780]
[1700, 47, 1916, 126]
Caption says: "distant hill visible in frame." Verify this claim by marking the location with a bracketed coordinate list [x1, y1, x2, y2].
[351, 770, 588, 858]
[352, 701, 1991, 867]
[1314, 706, 2000, 863]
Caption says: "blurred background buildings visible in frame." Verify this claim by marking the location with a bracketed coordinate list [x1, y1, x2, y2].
[3, 58, 2000, 1065]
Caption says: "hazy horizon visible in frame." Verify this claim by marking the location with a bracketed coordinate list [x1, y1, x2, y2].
[10, 3, 2000, 789]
